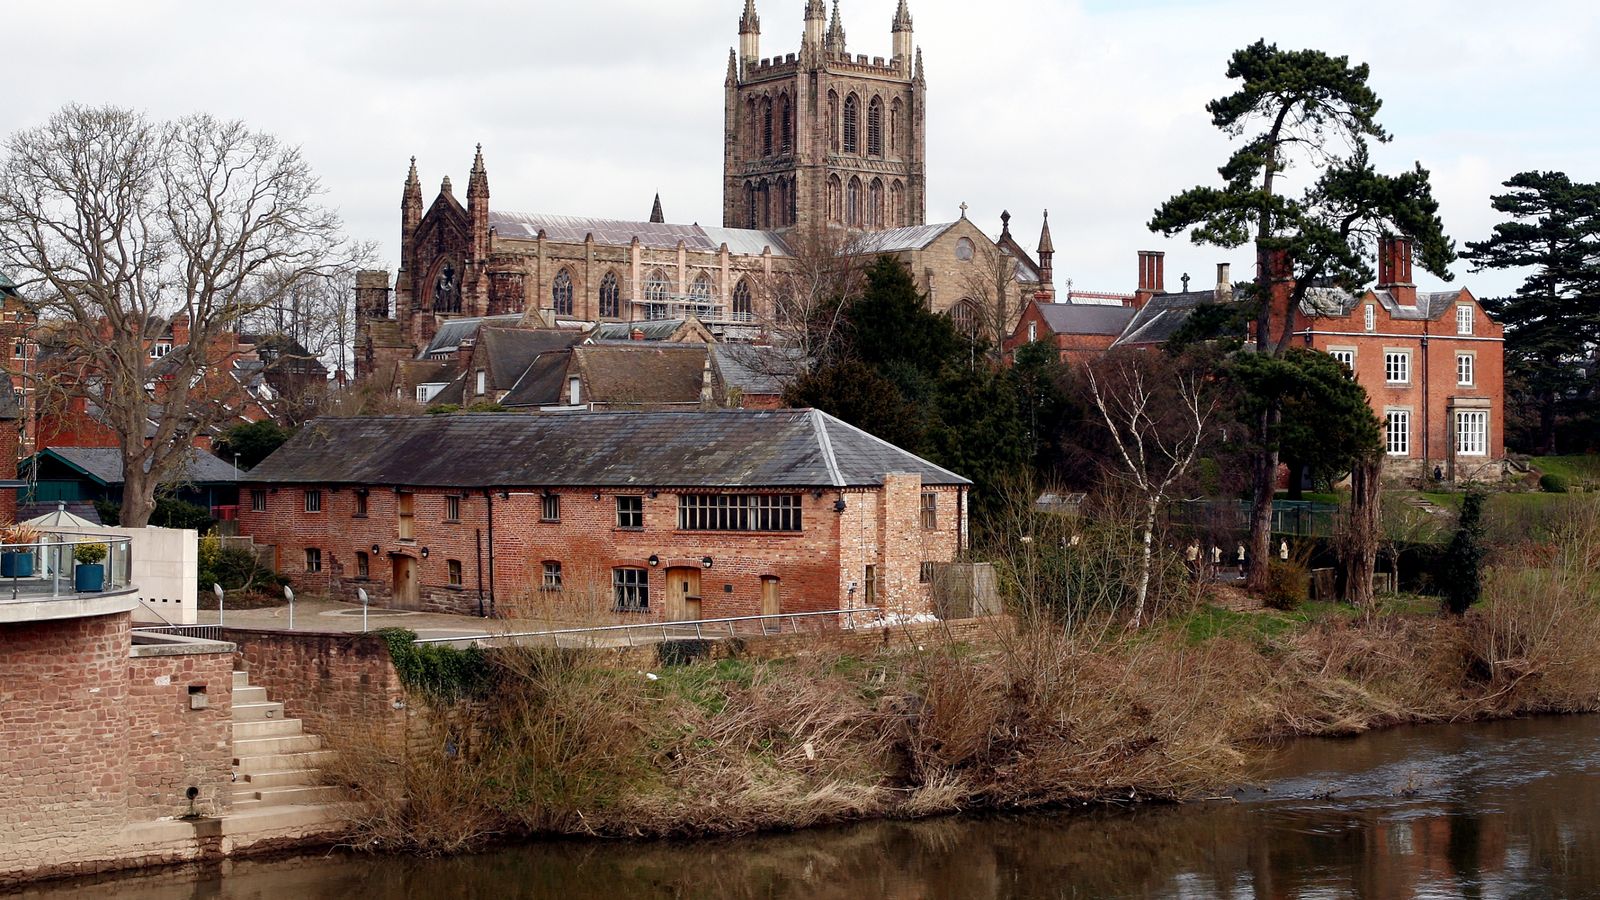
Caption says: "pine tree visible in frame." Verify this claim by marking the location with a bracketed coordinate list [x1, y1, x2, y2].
[1441, 491, 1487, 616]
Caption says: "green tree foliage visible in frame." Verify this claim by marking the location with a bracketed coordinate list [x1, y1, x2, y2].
[1009, 341, 1078, 474]
[1148, 39, 1452, 589]
[1464, 172, 1600, 453]
[785, 257, 1029, 511]
[197, 534, 281, 597]
[94, 496, 216, 530]
[1228, 349, 1383, 498]
[216, 420, 293, 470]
[1441, 491, 1487, 616]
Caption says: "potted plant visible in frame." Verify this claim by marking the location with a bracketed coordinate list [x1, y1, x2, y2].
[1, 524, 41, 578]
[74, 542, 108, 593]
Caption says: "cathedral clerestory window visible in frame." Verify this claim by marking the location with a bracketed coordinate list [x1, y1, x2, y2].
[552, 269, 574, 317]
[599, 271, 620, 319]
[733, 279, 753, 323]
[868, 97, 883, 157]
[843, 95, 859, 154]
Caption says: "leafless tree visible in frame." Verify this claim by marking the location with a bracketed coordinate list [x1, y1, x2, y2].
[958, 240, 1025, 363]
[0, 105, 354, 526]
[756, 225, 867, 370]
[1086, 352, 1216, 627]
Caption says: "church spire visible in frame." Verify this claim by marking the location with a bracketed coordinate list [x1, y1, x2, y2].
[825, 0, 846, 55]
[650, 193, 665, 224]
[1038, 210, 1056, 295]
[403, 157, 422, 209]
[803, 0, 826, 52]
[467, 143, 488, 201]
[738, 0, 760, 66]
[893, 0, 913, 31]
[892, 0, 914, 71]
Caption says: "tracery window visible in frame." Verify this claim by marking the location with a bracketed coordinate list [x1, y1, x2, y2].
[951, 299, 980, 338]
[599, 271, 620, 318]
[869, 178, 884, 229]
[847, 177, 863, 227]
[843, 94, 859, 154]
[645, 268, 671, 321]
[551, 269, 573, 317]
[890, 180, 905, 228]
[779, 94, 792, 155]
[762, 97, 773, 157]
[691, 273, 715, 319]
[827, 175, 843, 223]
[867, 97, 883, 156]
[827, 91, 840, 152]
[891, 98, 903, 152]
[733, 278, 753, 323]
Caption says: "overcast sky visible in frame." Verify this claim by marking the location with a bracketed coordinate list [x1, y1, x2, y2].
[6, 0, 1596, 298]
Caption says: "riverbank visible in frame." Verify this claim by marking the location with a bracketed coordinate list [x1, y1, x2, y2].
[331, 566, 1600, 853]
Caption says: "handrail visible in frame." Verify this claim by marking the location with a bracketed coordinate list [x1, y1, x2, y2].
[0, 533, 135, 601]
[411, 606, 883, 646]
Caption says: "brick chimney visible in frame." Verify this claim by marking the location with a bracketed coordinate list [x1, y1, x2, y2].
[170, 313, 190, 348]
[630, 327, 646, 341]
[1262, 248, 1295, 350]
[1377, 235, 1417, 306]
[1132, 250, 1165, 309]
[1216, 263, 1232, 301]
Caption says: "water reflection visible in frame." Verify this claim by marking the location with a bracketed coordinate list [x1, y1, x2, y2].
[21, 716, 1600, 900]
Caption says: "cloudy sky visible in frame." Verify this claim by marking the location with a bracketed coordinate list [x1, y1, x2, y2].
[6, 0, 1596, 298]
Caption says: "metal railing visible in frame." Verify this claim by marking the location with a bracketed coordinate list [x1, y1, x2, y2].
[134, 624, 224, 641]
[0, 533, 133, 601]
[412, 606, 883, 647]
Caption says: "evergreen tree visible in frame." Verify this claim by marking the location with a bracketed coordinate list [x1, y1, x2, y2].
[1464, 172, 1600, 453]
[1441, 491, 1488, 616]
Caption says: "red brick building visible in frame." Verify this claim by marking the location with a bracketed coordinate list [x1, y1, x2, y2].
[1004, 298, 1136, 365]
[237, 409, 969, 620]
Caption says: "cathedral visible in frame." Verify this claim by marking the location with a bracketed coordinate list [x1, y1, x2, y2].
[355, 1, 1054, 384]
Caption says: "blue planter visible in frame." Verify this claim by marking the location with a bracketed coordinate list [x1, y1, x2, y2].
[74, 564, 104, 593]
[1, 552, 33, 579]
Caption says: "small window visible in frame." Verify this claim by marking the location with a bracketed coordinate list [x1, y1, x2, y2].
[1385, 411, 1410, 456]
[543, 561, 563, 591]
[1329, 349, 1354, 371]
[567, 376, 581, 406]
[1457, 353, 1474, 386]
[447, 559, 463, 587]
[616, 495, 643, 529]
[1027, 321, 1037, 342]
[445, 495, 460, 522]
[354, 491, 368, 517]
[920, 492, 937, 530]
[250, 490, 266, 512]
[1456, 305, 1473, 336]
[955, 238, 975, 261]
[475, 369, 486, 397]
[1457, 410, 1488, 456]
[304, 490, 322, 513]
[541, 493, 560, 522]
[919, 562, 935, 584]
[150, 342, 172, 359]
[863, 565, 878, 606]
[355, 551, 369, 579]
[1384, 351, 1410, 384]
[613, 567, 649, 611]
[1364, 305, 1376, 333]
[304, 548, 322, 573]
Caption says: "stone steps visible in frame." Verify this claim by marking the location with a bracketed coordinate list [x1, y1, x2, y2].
[229, 671, 345, 811]
[233, 748, 339, 775]
[234, 700, 286, 722]
[233, 685, 268, 704]
[233, 717, 304, 739]
[239, 768, 322, 788]
[234, 733, 323, 756]
[231, 784, 347, 810]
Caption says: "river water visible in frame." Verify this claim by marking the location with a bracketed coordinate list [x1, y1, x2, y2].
[20, 716, 1600, 899]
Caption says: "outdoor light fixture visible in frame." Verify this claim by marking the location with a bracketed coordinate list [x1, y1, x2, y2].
[593, 492, 602, 501]
[649, 490, 659, 499]
[833, 498, 847, 513]
[648, 554, 660, 567]
[420, 547, 430, 559]
[500, 491, 510, 500]
[371, 544, 381, 555]
[701, 556, 713, 569]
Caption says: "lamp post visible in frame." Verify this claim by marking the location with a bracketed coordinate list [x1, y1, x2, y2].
[357, 587, 369, 633]
[284, 585, 295, 630]
[213, 583, 224, 628]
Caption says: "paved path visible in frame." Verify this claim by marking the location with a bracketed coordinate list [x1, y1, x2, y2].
[197, 598, 564, 642]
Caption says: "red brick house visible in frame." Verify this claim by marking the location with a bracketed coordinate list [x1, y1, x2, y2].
[237, 410, 969, 620]
[1004, 299, 1136, 365]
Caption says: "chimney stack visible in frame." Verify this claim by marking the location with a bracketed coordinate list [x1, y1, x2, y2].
[1377, 235, 1417, 306]
[1133, 250, 1165, 309]
[630, 327, 646, 341]
[1216, 263, 1232, 301]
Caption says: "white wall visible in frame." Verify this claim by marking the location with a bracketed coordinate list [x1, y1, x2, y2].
[51, 526, 198, 626]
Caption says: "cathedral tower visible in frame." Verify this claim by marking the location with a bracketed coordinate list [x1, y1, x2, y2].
[723, 0, 926, 233]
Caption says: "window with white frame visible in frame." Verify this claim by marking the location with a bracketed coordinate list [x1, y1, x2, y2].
[1027, 321, 1037, 342]
[1385, 351, 1410, 384]
[475, 369, 486, 396]
[1385, 410, 1410, 456]
[612, 567, 649, 611]
[1457, 410, 1488, 456]
[1456, 305, 1473, 335]
[1364, 305, 1376, 332]
[150, 342, 172, 359]
[1457, 353, 1474, 386]
[1329, 349, 1355, 371]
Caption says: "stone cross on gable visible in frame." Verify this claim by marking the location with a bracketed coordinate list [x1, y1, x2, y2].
[1181, 273, 1191, 292]
[959, 202, 968, 218]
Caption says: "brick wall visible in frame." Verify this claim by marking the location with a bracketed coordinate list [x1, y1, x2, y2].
[238, 481, 960, 620]
[226, 629, 410, 756]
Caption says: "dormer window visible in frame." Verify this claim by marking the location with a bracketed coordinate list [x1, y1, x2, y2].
[1456, 305, 1473, 336]
[150, 342, 172, 359]
[1363, 305, 1376, 333]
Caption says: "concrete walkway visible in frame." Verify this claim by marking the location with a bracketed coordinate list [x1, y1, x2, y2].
[197, 597, 557, 641]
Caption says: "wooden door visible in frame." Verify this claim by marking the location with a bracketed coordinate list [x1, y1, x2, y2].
[761, 577, 780, 617]
[391, 555, 419, 609]
[664, 567, 701, 621]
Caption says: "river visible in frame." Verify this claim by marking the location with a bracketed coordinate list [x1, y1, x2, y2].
[18, 715, 1600, 899]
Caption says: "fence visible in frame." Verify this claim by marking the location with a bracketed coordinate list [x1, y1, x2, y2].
[1173, 499, 1341, 539]
[412, 607, 883, 648]
[133, 624, 224, 642]
[0, 533, 134, 601]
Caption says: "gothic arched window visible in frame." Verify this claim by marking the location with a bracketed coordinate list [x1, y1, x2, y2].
[779, 94, 792, 155]
[827, 91, 840, 152]
[762, 97, 773, 157]
[645, 268, 670, 320]
[951, 299, 980, 339]
[746, 97, 760, 158]
[867, 97, 883, 156]
[599, 271, 620, 318]
[843, 94, 859, 154]
[889, 180, 906, 229]
[869, 179, 885, 230]
[891, 98, 903, 153]
[827, 175, 843, 223]
[846, 177, 862, 227]
[733, 278, 753, 323]
[551, 269, 574, 317]
[691, 272, 715, 320]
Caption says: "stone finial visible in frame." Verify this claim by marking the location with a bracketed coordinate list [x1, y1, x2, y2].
[999, 209, 1012, 237]
[740, 0, 760, 33]
[826, 0, 846, 53]
[1181, 273, 1192, 292]
[650, 193, 666, 224]
[1037, 210, 1054, 255]
[441, 175, 453, 194]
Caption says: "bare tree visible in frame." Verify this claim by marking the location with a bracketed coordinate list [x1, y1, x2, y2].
[958, 240, 1025, 364]
[757, 225, 867, 369]
[0, 105, 353, 526]
[1086, 353, 1216, 627]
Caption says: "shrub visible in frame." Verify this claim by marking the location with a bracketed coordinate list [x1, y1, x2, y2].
[197, 535, 280, 597]
[73, 542, 108, 565]
[1264, 560, 1309, 610]
[1540, 473, 1569, 494]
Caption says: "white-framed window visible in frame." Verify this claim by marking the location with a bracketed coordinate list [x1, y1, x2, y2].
[1027, 321, 1037, 342]
[1385, 351, 1410, 384]
[567, 376, 581, 406]
[416, 383, 445, 403]
[1456, 305, 1473, 335]
[1364, 305, 1376, 333]
[1457, 353, 1474, 386]
[475, 369, 486, 396]
[149, 342, 172, 359]
[1457, 410, 1488, 456]
[1385, 410, 1410, 456]
[612, 567, 649, 611]
[1329, 349, 1355, 371]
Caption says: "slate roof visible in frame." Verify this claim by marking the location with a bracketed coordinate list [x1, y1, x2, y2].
[246, 410, 970, 489]
[711, 344, 807, 397]
[421, 315, 525, 357]
[1300, 287, 1466, 321]
[590, 319, 695, 342]
[576, 345, 708, 406]
[500, 351, 573, 408]
[845, 223, 958, 255]
[0, 271, 19, 300]
[1115, 291, 1222, 346]
[479, 328, 583, 387]
[489, 212, 793, 258]
[1035, 302, 1137, 337]
[34, 447, 238, 486]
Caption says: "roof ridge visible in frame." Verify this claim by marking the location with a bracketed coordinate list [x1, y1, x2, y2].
[811, 409, 969, 485]
[809, 409, 845, 487]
